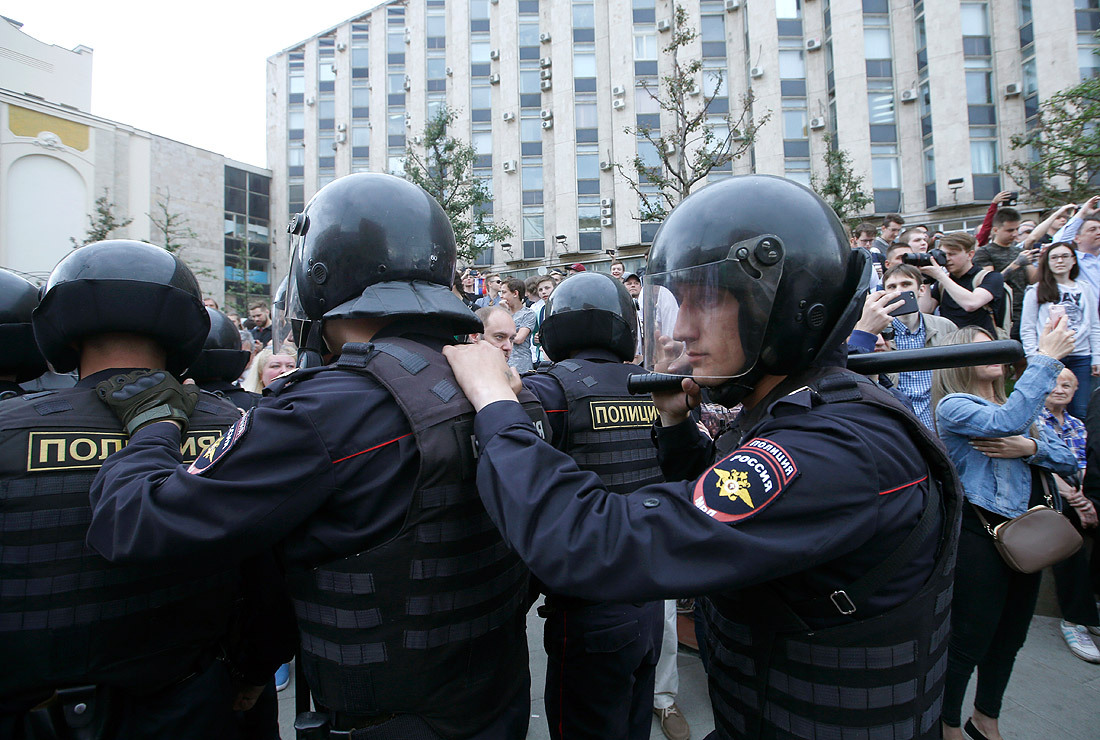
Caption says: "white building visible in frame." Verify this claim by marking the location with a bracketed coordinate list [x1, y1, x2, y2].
[267, 0, 1093, 278]
[0, 17, 274, 314]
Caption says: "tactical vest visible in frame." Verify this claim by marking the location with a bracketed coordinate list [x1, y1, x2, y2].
[701, 370, 961, 740]
[282, 339, 549, 739]
[545, 360, 664, 494]
[197, 380, 261, 411]
[0, 387, 243, 700]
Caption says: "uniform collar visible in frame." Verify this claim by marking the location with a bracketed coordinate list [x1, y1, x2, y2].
[75, 368, 149, 389]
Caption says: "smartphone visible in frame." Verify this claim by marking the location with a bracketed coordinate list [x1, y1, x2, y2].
[1049, 304, 1067, 323]
[888, 290, 920, 317]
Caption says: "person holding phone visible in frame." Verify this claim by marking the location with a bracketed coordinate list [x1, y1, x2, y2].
[878, 264, 959, 429]
[1020, 243, 1100, 419]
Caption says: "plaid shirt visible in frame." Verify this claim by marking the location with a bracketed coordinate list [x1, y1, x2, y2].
[891, 317, 934, 430]
[1039, 407, 1087, 469]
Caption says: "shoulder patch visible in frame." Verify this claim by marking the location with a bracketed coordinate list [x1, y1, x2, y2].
[187, 409, 253, 475]
[692, 437, 800, 523]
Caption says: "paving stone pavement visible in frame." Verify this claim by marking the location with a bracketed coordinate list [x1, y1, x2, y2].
[277, 607, 1100, 739]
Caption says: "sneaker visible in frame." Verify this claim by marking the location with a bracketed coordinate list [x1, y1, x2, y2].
[1060, 620, 1100, 663]
[654, 703, 691, 740]
[1089, 625, 1100, 637]
[274, 663, 291, 692]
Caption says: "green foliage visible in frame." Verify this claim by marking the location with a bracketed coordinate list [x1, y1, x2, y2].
[617, 4, 769, 223]
[1004, 74, 1100, 209]
[404, 106, 513, 264]
[811, 134, 873, 227]
[70, 189, 133, 247]
[148, 189, 199, 255]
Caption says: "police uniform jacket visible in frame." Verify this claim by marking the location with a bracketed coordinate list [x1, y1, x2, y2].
[86, 327, 542, 739]
[463, 364, 961, 739]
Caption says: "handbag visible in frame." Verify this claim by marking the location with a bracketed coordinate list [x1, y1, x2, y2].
[972, 468, 1082, 574]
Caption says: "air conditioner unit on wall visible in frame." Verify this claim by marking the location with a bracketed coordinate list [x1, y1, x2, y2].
[750, 66, 764, 78]
[540, 69, 552, 80]
[657, 19, 672, 32]
[503, 160, 517, 172]
[539, 32, 552, 43]
[600, 198, 614, 208]
[600, 160, 613, 171]
[601, 207, 613, 217]
[601, 217, 614, 226]
[489, 73, 501, 84]
[809, 117, 826, 130]
[540, 108, 553, 120]
[336, 42, 347, 52]
[490, 49, 500, 60]
[805, 38, 821, 51]
[540, 79, 553, 91]
[1004, 82, 1022, 96]
[725, 0, 741, 10]
[539, 57, 552, 68]
[542, 119, 553, 129]
[900, 88, 918, 102]
[612, 85, 626, 97]
[502, 111, 515, 121]
[612, 99, 626, 110]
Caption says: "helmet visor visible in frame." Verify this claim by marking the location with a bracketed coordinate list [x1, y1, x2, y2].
[273, 239, 309, 355]
[642, 235, 784, 386]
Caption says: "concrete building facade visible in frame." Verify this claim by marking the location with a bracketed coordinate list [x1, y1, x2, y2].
[0, 17, 273, 315]
[266, 0, 1095, 278]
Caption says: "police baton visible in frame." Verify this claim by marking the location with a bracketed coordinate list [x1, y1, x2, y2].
[626, 340, 1025, 395]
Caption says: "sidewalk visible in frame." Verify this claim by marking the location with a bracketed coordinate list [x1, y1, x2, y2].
[277, 608, 1100, 739]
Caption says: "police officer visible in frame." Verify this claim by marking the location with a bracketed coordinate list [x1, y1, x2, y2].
[0, 240, 294, 739]
[0, 268, 47, 398]
[186, 307, 261, 410]
[443, 175, 962, 740]
[86, 173, 548, 739]
[522, 272, 664, 740]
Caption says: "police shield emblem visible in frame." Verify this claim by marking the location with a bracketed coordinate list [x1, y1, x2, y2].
[693, 437, 799, 523]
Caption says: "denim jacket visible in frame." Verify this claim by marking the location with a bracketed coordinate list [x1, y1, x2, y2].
[936, 354, 1078, 518]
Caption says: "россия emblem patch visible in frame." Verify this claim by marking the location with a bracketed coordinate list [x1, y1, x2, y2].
[187, 409, 252, 475]
[693, 437, 800, 523]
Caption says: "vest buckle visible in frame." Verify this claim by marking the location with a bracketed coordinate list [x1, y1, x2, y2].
[829, 590, 857, 615]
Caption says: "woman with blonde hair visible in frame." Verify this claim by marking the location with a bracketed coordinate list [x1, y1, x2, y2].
[243, 346, 297, 394]
[934, 320, 1078, 740]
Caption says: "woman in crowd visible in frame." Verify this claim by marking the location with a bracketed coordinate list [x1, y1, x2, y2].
[1019, 242, 1100, 419]
[243, 346, 297, 394]
[934, 320, 1078, 740]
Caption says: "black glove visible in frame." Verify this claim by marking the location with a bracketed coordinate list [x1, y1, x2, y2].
[96, 370, 199, 435]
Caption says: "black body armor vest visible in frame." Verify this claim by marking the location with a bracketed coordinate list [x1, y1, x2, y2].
[196, 380, 261, 411]
[545, 360, 664, 494]
[702, 370, 961, 740]
[283, 339, 548, 739]
[0, 387, 243, 700]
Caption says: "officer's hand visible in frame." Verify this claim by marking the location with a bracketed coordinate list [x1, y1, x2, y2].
[443, 341, 519, 411]
[653, 376, 702, 428]
[95, 370, 198, 436]
[232, 684, 266, 712]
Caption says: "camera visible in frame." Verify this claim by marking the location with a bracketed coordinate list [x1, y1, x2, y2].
[1006, 191, 1019, 206]
[901, 249, 947, 268]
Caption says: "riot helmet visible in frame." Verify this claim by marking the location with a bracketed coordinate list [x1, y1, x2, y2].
[284, 173, 481, 352]
[185, 307, 251, 383]
[33, 240, 210, 375]
[0, 268, 48, 382]
[643, 175, 869, 407]
[540, 272, 637, 362]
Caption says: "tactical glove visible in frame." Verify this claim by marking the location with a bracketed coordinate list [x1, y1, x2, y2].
[96, 370, 199, 436]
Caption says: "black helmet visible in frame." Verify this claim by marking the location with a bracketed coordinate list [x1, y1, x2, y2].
[644, 175, 868, 406]
[185, 308, 250, 383]
[33, 240, 210, 375]
[286, 173, 480, 337]
[0, 268, 48, 382]
[540, 272, 637, 362]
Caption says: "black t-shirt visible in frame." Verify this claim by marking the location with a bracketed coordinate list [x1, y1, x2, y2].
[251, 324, 272, 346]
[931, 264, 1005, 334]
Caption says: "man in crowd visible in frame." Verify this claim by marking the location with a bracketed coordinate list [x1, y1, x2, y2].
[475, 272, 504, 307]
[919, 232, 1005, 335]
[884, 242, 912, 270]
[873, 213, 905, 254]
[248, 301, 273, 346]
[442, 174, 960, 740]
[852, 222, 883, 286]
[1, 240, 293, 739]
[850, 222, 877, 252]
[529, 274, 556, 365]
[882, 264, 957, 429]
[500, 277, 536, 373]
[472, 305, 517, 361]
[85, 175, 546, 739]
[567, 262, 587, 277]
[898, 228, 929, 254]
[1052, 196, 1100, 296]
[974, 206, 1035, 340]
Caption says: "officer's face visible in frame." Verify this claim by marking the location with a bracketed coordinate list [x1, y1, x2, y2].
[262, 353, 296, 387]
[672, 285, 745, 385]
[477, 311, 516, 359]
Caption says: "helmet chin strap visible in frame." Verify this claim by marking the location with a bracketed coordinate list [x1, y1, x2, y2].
[704, 364, 767, 409]
[298, 321, 328, 369]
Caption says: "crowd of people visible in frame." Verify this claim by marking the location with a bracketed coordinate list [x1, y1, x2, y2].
[0, 170, 1097, 740]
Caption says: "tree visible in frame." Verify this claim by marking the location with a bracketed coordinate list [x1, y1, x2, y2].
[404, 106, 513, 264]
[70, 189, 133, 247]
[618, 4, 769, 223]
[148, 189, 198, 254]
[1003, 75, 1100, 209]
[811, 134, 873, 227]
